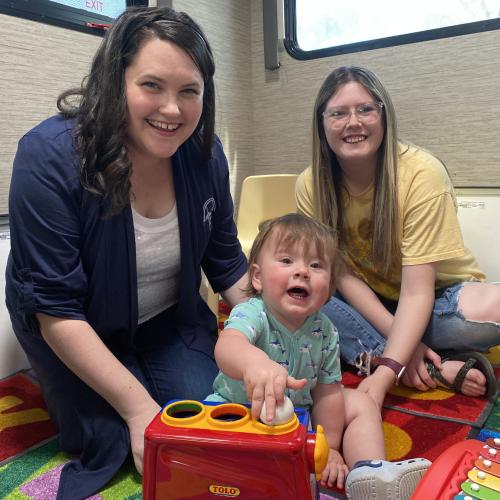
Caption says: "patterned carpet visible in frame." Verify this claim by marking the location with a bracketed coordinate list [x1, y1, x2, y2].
[1, 328, 499, 498]
[341, 370, 499, 463]
[0, 372, 142, 499]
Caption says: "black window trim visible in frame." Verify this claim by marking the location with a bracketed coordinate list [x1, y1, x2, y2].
[284, 0, 500, 60]
[0, 0, 147, 36]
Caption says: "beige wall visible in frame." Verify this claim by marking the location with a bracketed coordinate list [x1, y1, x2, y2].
[0, 14, 101, 214]
[1, 1, 499, 215]
[249, 1, 500, 188]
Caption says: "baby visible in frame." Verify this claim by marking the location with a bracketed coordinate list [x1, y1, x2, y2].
[207, 213, 429, 498]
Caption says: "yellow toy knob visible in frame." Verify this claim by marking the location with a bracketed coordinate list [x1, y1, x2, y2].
[314, 424, 329, 480]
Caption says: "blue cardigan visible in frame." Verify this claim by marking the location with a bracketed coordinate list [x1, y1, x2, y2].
[6, 114, 247, 498]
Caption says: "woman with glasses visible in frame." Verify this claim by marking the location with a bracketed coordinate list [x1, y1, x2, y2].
[6, 6, 247, 498]
[296, 65, 500, 411]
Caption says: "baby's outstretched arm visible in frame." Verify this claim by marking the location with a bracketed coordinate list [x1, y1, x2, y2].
[215, 328, 307, 420]
[312, 382, 348, 488]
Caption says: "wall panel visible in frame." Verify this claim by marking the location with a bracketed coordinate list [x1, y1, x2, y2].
[0, 14, 100, 214]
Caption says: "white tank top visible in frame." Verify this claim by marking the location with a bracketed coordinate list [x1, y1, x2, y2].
[132, 204, 181, 324]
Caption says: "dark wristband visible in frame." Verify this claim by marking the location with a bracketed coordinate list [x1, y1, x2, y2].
[374, 357, 406, 385]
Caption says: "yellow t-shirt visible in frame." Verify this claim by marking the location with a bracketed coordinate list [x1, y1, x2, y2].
[295, 144, 485, 300]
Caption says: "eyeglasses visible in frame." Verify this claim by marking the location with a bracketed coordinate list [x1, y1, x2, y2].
[322, 102, 383, 126]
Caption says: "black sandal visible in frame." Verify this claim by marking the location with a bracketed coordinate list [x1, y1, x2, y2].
[425, 351, 498, 400]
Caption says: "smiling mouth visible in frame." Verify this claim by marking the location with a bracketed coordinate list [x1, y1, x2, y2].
[147, 119, 180, 131]
[344, 135, 366, 143]
[288, 287, 309, 299]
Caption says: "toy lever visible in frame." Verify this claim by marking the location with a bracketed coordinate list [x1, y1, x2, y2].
[307, 424, 329, 479]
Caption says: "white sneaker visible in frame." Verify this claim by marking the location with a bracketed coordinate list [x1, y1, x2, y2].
[345, 458, 431, 500]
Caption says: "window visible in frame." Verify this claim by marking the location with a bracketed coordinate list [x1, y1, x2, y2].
[285, 0, 500, 59]
[0, 0, 147, 35]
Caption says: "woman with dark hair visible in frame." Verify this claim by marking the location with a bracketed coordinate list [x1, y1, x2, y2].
[6, 6, 247, 498]
[296, 65, 500, 411]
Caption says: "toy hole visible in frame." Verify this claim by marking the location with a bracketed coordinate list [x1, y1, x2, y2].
[169, 409, 199, 419]
[208, 403, 250, 428]
[213, 411, 244, 422]
[166, 402, 203, 419]
[161, 400, 206, 425]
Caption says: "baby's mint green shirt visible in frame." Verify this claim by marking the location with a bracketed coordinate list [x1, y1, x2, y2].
[206, 296, 341, 408]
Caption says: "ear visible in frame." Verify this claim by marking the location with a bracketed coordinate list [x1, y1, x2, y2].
[251, 263, 263, 293]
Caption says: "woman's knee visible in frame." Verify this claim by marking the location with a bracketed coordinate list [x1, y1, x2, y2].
[459, 282, 500, 322]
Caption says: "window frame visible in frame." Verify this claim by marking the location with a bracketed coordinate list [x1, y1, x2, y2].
[0, 0, 147, 36]
[284, 0, 500, 60]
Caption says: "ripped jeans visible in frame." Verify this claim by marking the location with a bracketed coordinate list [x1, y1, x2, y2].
[322, 283, 500, 374]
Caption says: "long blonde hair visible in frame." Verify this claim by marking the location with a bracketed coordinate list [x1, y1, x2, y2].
[311, 66, 400, 273]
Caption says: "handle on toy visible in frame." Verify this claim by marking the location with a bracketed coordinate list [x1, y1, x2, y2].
[306, 424, 329, 479]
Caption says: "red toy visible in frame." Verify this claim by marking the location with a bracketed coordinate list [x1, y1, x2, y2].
[143, 399, 329, 499]
[412, 438, 500, 499]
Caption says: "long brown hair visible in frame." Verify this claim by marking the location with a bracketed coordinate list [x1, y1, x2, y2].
[311, 66, 400, 273]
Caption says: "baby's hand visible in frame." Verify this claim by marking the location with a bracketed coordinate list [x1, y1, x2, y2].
[320, 448, 349, 489]
[260, 395, 294, 425]
[242, 358, 306, 421]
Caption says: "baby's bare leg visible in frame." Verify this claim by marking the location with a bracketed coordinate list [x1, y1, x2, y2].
[341, 387, 385, 468]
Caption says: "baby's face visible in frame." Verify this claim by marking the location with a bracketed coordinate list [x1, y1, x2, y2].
[251, 236, 331, 332]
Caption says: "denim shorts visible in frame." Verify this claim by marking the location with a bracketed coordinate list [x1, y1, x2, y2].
[322, 282, 500, 367]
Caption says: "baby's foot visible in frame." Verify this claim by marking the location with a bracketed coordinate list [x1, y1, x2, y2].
[345, 458, 430, 499]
